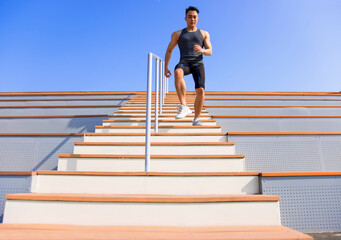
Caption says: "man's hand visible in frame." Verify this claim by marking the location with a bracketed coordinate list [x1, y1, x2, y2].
[165, 68, 172, 78]
[193, 44, 204, 54]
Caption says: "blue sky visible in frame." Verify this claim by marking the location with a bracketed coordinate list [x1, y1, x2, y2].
[0, 0, 340, 92]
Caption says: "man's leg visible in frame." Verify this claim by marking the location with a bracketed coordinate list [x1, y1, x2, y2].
[191, 63, 205, 122]
[194, 87, 205, 119]
[174, 68, 187, 106]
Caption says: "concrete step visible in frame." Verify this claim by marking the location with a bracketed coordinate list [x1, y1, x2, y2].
[126, 102, 197, 105]
[117, 109, 208, 112]
[121, 101, 193, 104]
[4, 193, 281, 226]
[58, 154, 245, 172]
[31, 171, 260, 195]
[114, 110, 210, 115]
[127, 99, 195, 101]
[112, 112, 210, 116]
[84, 133, 228, 142]
[132, 96, 196, 99]
[130, 97, 195, 99]
[130, 98, 196, 101]
[72, 142, 235, 155]
[0, 224, 314, 240]
[108, 114, 213, 120]
[132, 95, 195, 98]
[123, 104, 196, 107]
[118, 107, 204, 110]
[102, 119, 217, 126]
[124, 104, 198, 107]
[95, 125, 222, 133]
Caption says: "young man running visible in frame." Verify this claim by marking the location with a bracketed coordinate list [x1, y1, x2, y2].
[164, 6, 212, 126]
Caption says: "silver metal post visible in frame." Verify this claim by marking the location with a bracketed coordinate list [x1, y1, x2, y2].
[159, 59, 163, 115]
[154, 59, 159, 133]
[166, 77, 169, 93]
[163, 72, 166, 101]
[145, 52, 153, 172]
[162, 62, 166, 104]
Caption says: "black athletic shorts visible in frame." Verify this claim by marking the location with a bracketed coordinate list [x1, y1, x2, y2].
[174, 61, 205, 89]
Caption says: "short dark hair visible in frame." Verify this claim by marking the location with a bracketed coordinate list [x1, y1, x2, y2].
[186, 6, 199, 15]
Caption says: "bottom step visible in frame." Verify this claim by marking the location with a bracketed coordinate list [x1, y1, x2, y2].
[4, 194, 280, 226]
[0, 224, 313, 240]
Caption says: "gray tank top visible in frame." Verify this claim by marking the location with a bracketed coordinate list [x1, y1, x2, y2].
[178, 28, 204, 63]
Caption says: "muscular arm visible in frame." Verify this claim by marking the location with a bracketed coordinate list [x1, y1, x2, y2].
[202, 31, 212, 56]
[164, 31, 180, 77]
[194, 30, 212, 56]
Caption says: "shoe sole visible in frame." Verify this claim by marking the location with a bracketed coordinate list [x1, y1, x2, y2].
[175, 111, 192, 120]
[175, 115, 187, 119]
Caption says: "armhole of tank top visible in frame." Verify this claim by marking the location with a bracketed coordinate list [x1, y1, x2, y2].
[178, 29, 186, 43]
[198, 29, 205, 39]
[199, 29, 205, 47]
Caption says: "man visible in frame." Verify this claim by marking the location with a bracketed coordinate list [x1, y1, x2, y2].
[164, 6, 212, 126]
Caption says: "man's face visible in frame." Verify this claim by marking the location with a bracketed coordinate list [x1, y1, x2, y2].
[185, 10, 198, 27]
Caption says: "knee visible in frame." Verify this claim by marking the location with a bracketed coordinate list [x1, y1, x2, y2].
[196, 87, 205, 96]
[174, 69, 183, 80]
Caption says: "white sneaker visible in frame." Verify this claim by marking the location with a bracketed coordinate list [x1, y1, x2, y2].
[175, 105, 192, 119]
[192, 119, 203, 126]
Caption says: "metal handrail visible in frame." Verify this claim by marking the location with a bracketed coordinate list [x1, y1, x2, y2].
[145, 52, 168, 171]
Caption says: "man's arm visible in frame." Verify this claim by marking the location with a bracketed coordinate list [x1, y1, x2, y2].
[164, 31, 180, 77]
[194, 30, 212, 56]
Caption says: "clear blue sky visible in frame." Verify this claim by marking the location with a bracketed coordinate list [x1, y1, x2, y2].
[0, 0, 340, 92]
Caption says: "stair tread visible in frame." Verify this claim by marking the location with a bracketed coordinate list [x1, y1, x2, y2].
[36, 171, 258, 176]
[74, 142, 234, 146]
[85, 133, 226, 136]
[205, 104, 341, 108]
[119, 107, 204, 109]
[124, 104, 196, 106]
[115, 110, 209, 113]
[6, 193, 280, 202]
[96, 125, 221, 128]
[212, 114, 341, 118]
[108, 114, 213, 117]
[58, 154, 245, 158]
[103, 119, 216, 122]
[0, 224, 313, 240]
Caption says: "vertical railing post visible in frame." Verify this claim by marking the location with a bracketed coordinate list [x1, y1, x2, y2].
[166, 77, 169, 93]
[145, 53, 168, 172]
[145, 52, 153, 172]
[159, 59, 163, 115]
[154, 59, 159, 133]
[163, 62, 167, 99]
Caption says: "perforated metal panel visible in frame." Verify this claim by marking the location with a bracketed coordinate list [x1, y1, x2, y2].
[0, 116, 106, 133]
[207, 107, 341, 116]
[262, 176, 341, 232]
[0, 136, 83, 171]
[229, 135, 341, 172]
[0, 99, 128, 106]
[206, 94, 341, 99]
[205, 99, 341, 106]
[216, 117, 341, 132]
[0, 175, 31, 223]
[0, 94, 135, 100]
[0, 106, 119, 116]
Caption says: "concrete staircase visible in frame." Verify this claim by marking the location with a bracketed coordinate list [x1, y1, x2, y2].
[2, 93, 313, 239]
